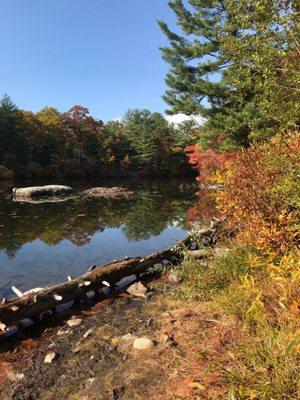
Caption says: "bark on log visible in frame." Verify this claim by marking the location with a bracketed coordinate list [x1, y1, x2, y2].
[0, 220, 222, 325]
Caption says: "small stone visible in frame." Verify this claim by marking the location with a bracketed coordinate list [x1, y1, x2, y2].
[133, 337, 155, 350]
[127, 282, 147, 298]
[161, 334, 177, 346]
[85, 377, 96, 389]
[190, 242, 197, 250]
[188, 249, 209, 259]
[120, 333, 137, 341]
[161, 334, 170, 343]
[44, 351, 56, 363]
[167, 271, 182, 284]
[116, 274, 137, 289]
[7, 371, 25, 382]
[67, 318, 82, 327]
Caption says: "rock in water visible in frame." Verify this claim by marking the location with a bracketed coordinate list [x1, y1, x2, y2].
[133, 337, 155, 350]
[127, 282, 147, 298]
[82, 187, 133, 199]
[13, 185, 74, 199]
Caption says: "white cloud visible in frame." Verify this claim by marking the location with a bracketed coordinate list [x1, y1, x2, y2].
[164, 113, 205, 127]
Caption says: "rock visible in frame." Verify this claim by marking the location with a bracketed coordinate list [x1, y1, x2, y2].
[82, 187, 133, 199]
[44, 351, 56, 363]
[167, 271, 182, 284]
[127, 282, 147, 298]
[188, 249, 209, 259]
[4, 325, 18, 337]
[116, 274, 137, 289]
[190, 242, 197, 250]
[7, 371, 25, 382]
[13, 185, 74, 199]
[161, 334, 177, 346]
[133, 337, 155, 350]
[120, 333, 137, 341]
[19, 318, 34, 327]
[85, 377, 96, 389]
[67, 317, 82, 327]
[112, 333, 137, 345]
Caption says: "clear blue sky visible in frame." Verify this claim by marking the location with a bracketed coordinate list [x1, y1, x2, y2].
[0, 0, 177, 121]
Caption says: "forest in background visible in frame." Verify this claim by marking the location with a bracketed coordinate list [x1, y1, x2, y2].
[0, 99, 197, 179]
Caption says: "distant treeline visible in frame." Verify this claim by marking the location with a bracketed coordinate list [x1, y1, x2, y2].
[0, 96, 196, 179]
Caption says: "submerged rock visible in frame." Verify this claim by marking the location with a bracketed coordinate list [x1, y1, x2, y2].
[82, 187, 133, 199]
[12, 185, 74, 200]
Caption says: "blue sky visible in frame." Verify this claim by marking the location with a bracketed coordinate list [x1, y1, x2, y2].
[0, 0, 178, 121]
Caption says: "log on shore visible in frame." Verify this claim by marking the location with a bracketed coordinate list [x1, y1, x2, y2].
[0, 221, 222, 326]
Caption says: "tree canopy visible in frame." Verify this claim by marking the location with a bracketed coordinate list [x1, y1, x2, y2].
[159, 0, 299, 149]
[0, 97, 193, 179]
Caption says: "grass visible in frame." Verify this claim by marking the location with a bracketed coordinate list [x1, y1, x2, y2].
[162, 241, 300, 399]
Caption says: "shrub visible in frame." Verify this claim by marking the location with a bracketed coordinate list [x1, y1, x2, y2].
[186, 144, 236, 183]
[215, 133, 300, 253]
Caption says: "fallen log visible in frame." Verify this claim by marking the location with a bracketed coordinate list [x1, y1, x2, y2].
[0, 220, 222, 326]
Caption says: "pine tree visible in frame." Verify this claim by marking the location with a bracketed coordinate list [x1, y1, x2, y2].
[159, 0, 299, 149]
[0, 95, 21, 166]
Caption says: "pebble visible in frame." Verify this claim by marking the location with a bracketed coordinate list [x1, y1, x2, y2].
[67, 318, 82, 327]
[190, 242, 197, 250]
[85, 377, 96, 389]
[188, 249, 209, 259]
[167, 271, 182, 284]
[44, 351, 56, 363]
[120, 333, 137, 341]
[133, 337, 155, 350]
[127, 282, 147, 298]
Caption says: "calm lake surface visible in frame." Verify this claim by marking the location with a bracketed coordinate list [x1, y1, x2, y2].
[0, 179, 197, 298]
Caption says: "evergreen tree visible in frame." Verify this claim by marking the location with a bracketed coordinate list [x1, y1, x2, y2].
[159, 0, 299, 149]
[0, 95, 18, 164]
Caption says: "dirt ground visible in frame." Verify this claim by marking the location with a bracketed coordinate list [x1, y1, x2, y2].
[0, 277, 239, 400]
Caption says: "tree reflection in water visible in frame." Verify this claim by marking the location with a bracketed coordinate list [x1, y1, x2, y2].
[0, 179, 197, 259]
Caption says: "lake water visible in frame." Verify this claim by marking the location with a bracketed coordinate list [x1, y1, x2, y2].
[0, 179, 197, 299]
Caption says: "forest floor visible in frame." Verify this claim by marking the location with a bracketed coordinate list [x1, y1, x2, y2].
[0, 250, 241, 400]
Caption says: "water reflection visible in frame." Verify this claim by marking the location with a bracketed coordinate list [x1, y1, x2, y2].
[0, 179, 197, 297]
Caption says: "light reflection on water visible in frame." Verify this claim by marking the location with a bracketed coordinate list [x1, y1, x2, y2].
[0, 179, 197, 298]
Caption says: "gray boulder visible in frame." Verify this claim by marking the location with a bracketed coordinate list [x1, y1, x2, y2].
[13, 185, 74, 199]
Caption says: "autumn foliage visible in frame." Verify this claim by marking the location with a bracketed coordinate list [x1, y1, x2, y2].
[215, 133, 300, 253]
[186, 145, 236, 183]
